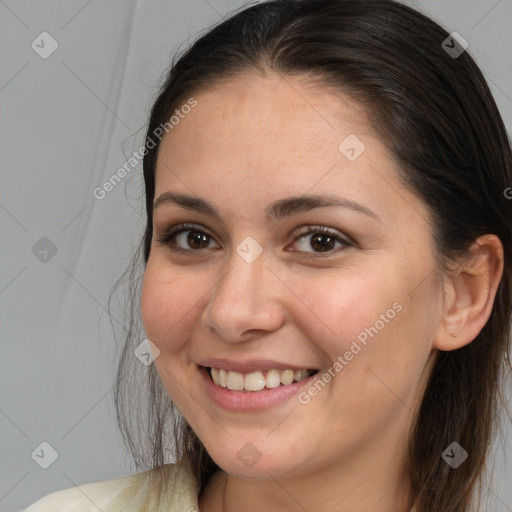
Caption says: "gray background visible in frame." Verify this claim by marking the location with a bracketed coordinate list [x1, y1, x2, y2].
[1, 1, 511, 511]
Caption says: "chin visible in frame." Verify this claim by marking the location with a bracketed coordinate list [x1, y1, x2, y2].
[205, 442, 309, 480]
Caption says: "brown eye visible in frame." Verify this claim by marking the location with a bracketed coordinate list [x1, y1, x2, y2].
[185, 230, 211, 249]
[291, 226, 352, 255]
[309, 233, 337, 252]
[156, 223, 220, 252]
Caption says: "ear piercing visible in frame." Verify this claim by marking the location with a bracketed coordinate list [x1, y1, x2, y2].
[450, 332, 458, 337]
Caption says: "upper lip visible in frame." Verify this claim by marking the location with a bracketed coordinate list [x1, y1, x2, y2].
[199, 358, 319, 374]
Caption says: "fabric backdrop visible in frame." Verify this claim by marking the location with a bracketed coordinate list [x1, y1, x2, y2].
[1, 1, 511, 510]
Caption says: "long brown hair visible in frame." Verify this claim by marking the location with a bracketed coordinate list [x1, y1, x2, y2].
[111, 1, 512, 510]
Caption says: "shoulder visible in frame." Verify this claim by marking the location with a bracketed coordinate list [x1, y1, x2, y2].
[22, 459, 199, 512]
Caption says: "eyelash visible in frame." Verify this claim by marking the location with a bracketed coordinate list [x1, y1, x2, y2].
[156, 223, 353, 258]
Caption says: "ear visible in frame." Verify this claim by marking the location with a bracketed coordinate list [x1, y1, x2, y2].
[434, 234, 504, 351]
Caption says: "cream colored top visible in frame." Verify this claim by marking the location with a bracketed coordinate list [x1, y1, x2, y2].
[23, 460, 419, 511]
[23, 460, 199, 512]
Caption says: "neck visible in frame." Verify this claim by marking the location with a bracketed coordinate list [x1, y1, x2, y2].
[222, 463, 411, 512]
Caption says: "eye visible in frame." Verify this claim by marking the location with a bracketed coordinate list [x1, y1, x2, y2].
[289, 226, 352, 256]
[156, 223, 352, 257]
[156, 223, 220, 252]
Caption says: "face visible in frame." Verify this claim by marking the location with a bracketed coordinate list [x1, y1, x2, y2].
[141, 73, 443, 480]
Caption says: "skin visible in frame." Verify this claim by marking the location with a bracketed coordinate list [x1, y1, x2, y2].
[140, 72, 503, 512]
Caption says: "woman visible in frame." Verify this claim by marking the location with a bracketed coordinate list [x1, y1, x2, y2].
[24, 0, 511, 511]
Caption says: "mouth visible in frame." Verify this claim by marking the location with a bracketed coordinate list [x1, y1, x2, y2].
[204, 366, 319, 392]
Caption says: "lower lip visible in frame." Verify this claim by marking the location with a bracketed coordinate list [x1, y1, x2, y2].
[199, 366, 318, 412]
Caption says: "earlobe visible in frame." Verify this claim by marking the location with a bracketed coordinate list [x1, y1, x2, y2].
[434, 234, 504, 351]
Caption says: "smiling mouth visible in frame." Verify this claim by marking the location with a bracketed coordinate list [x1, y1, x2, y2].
[206, 367, 319, 392]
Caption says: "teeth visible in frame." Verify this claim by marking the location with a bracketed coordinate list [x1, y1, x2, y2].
[294, 369, 309, 381]
[244, 371, 266, 391]
[219, 369, 227, 388]
[226, 371, 244, 391]
[265, 369, 281, 388]
[280, 369, 295, 385]
[209, 367, 314, 391]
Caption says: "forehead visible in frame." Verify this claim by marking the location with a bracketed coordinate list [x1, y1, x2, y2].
[153, 73, 428, 230]
[167, 73, 373, 147]
[157, 73, 378, 178]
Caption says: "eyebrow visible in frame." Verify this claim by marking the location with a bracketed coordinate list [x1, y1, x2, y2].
[153, 191, 381, 222]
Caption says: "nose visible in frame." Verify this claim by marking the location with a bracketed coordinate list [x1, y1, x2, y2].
[201, 246, 285, 343]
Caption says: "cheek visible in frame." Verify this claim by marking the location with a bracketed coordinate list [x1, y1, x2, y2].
[287, 260, 434, 410]
[286, 263, 405, 357]
[140, 259, 206, 410]
[140, 258, 205, 352]
[140, 266, 166, 344]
